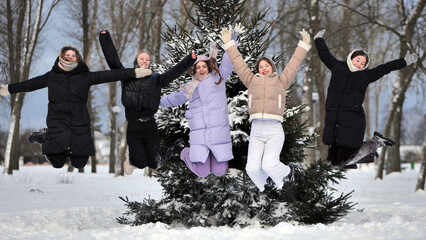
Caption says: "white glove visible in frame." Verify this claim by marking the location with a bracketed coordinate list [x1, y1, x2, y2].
[0, 84, 10, 96]
[314, 29, 325, 39]
[135, 65, 152, 78]
[219, 26, 232, 44]
[404, 51, 418, 65]
[299, 28, 310, 45]
[232, 23, 245, 38]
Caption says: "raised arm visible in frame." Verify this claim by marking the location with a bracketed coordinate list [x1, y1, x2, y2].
[99, 30, 124, 70]
[279, 29, 311, 88]
[314, 29, 339, 70]
[160, 89, 189, 107]
[157, 53, 197, 87]
[217, 37, 236, 81]
[220, 27, 254, 87]
[367, 58, 407, 84]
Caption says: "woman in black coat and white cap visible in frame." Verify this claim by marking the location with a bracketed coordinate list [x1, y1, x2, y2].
[314, 29, 418, 168]
[0, 46, 151, 169]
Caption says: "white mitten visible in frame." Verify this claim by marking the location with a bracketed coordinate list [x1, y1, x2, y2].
[232, 23, 245, 38]
[0, 84, 10, 96]
[314, 29, 325, 39]
[135, 65, 152, 78]
[299, 28, 311, 44]
[219, 27, 232, 44]
[404, 51, 418, 65]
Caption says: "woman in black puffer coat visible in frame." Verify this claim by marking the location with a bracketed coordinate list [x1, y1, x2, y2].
[0, 46, 150, 169]
[99, 30, 196, 174]
[314, 29, 417, 168]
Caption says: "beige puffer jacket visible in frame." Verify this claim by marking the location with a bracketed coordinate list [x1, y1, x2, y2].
[224, 40, 310, 122]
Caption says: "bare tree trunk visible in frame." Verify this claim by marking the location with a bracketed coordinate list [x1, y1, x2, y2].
[416, 132, 426, 191]
[116, 122, 128, 176]
[376, 72, 415, 179]
[386, 104, 402, 173]
[67, 162, 73, 172]
[310, 1, 329, 163]
[302, 0, 321, 167]
[179, 0, 193, 30]
[80, 0, 99, 173]
[364, 88, 371, 139]
[153, 0, 166, 63]
[4, 0, 56, 174]
[374, 0, 425, 179]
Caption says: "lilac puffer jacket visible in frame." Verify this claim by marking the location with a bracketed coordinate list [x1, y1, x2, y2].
[160, 52, 234, 163]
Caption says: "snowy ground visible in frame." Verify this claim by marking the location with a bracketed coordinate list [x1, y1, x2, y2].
[1, 164, 425, 240]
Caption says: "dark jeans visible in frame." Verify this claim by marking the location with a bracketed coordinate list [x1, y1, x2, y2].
[127, 118, 160, 169]
[46, 153, 89, 169]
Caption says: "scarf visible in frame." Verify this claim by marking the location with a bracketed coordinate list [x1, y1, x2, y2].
[346, 49, 370, 72]
[58, 56, 78, 72]
[183, 72, 214, 99]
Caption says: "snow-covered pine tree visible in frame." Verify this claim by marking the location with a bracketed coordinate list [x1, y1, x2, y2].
[117, 0, 356, 227]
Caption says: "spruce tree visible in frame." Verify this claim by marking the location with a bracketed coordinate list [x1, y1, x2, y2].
[117, 0, 356, 227]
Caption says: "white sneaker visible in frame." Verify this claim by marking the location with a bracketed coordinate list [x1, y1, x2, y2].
[124, 159, 136, 175]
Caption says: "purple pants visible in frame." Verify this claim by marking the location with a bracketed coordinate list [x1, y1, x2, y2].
[180, 147, 228, 177]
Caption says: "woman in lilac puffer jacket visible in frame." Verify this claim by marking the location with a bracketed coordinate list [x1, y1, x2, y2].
[160, 42, 234, 177]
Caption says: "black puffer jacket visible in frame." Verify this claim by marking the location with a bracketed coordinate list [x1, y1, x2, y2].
[315, 38, 407, 148]
[99, 30, 196, 121]
[8, 59, 136, 155]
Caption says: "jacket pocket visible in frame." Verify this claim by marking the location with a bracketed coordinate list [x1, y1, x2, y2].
[248, 94, 252, 109]
[278, 94, 282, 109]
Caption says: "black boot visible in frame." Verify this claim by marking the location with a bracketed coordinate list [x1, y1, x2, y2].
[164, 138, 186, 160]
[28, 128, 47, 144]
[373, 131, 395, 147]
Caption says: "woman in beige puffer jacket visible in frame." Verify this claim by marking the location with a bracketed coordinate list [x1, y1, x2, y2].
[219, 26, 311, 192]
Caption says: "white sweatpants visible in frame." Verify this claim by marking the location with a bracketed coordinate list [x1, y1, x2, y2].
[246, 119, 290, 191]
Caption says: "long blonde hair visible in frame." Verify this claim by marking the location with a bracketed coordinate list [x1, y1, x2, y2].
[133, 51, 152, 68]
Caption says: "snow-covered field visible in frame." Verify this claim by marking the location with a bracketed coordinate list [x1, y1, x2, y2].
[1, 164, 425, 240]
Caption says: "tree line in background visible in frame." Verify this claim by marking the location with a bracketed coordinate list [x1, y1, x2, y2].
[0, 0, 425, 190]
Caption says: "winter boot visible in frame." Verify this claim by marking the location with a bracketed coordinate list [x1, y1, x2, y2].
[263, 178, 276, 193]
[373, 131, 395, 147]
[124, 159, 136, 175]
[28, 128, 47, 144]
[164, 138, 186, 160]
[283, 164, 295, 189]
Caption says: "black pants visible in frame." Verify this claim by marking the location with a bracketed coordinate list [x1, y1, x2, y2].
[46, 153, 89, 169]
[127, 118, 160, 169]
